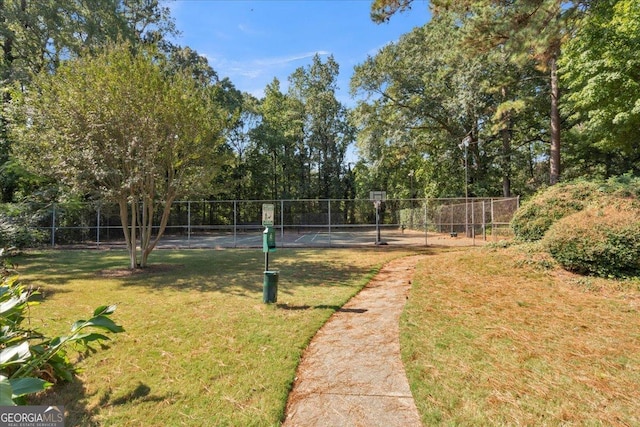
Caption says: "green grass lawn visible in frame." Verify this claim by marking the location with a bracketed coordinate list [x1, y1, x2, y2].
[17, 247, 416, 426]
[16, 245, 640, 426]
[402, 246, 640, 426]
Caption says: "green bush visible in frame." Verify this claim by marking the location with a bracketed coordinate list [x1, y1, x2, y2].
[510, 180, 604, 242]
[601, 174, 640, 199]
[542, 199, 640, 278]
[0, 209, 47, 249]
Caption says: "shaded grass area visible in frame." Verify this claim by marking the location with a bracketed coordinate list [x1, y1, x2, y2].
[402, 246, 640, 426]
[18, 247, 419, 426]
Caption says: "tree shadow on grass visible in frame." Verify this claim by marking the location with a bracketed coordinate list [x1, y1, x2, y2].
[114, 252, 374, 294]
[25, 335, 172, 424]
[28, 287, 73, 301]
[31, 379, 174, 426]
[110, 247, 439, 299]
[16, 250, 133, 285]
[99, 382, 170, 407]
[277, 303, 368, 314]
[29, 378, 99, 427]
[20, 247, 436, 296]
[131, 262, 371, 296]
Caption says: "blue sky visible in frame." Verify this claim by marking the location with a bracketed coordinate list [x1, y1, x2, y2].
[167, 0, 430, 105]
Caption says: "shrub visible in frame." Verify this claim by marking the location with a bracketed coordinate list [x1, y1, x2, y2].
[510, 180, 603, 242]
[542, 199, 640, 278]
[601, 174, 640, 199]
[0, 210, 47, 249]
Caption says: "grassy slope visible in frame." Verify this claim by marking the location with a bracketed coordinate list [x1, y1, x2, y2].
[19, 248, 416, 426]
[402, 246, 640, 426]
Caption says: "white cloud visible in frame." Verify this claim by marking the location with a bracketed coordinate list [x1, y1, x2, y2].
[253, 50, 330, 67]
[208, 50, 332, 81]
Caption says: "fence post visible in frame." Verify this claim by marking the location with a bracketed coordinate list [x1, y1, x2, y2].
[471, 200, 475, 245]
[424, 199, 428, 246]
[187, 201, 191, 248]
[465, 197, 469, 238]
[96, 205, 101, 247]
[233, 200, 237, 248]
[450, 203, 453, 234]
[491, 198, 495, 241]
[328, 199, 332, 248]
[482, 200, 487, 241]
[279, 199, 283, 248]
[51, 203, 56, 247]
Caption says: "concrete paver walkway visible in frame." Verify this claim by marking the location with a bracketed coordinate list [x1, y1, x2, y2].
[282, 255, 424, 427]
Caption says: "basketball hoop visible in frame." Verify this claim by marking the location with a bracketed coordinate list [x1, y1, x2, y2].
[369, 191, 386, 202]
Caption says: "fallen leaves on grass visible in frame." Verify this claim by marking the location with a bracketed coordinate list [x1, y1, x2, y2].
[402, 247, 640, 426]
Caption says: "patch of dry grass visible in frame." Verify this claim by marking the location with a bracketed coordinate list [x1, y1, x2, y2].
[401, 246, 640, 426]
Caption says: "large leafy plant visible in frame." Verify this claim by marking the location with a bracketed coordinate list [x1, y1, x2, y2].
[0, 248, 124, 405]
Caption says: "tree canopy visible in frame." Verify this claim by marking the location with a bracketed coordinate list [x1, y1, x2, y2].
[351, 12, 553, 198]
[560, 0, 640, 177]
[10, 43, 228, 268]
[368, 0, 592, 186]
[0, 0, 177, 202]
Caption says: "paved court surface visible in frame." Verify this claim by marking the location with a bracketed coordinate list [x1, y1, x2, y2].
[282, 255, 424, 427]
[151, 229, 487, 249]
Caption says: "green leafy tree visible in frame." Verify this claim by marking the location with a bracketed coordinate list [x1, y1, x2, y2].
[355, 8, 560, 198]
[10, 43, 227, 268]
[370, 0, 419, 22]
[250, 78, 303, 200]
[225, 92, 262, 201]
[560, 0, 640, 178]
[289, 55, 354, 199]
[370, 0, 588, 185]
[0, 0, 177, 202]
[456, 0, 571, 186]
[351, 16, 507, 198]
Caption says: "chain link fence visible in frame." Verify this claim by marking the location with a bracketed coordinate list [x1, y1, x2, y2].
[1, 197, 519, 248]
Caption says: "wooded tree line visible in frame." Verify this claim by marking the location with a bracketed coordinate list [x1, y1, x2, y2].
[225, 55, 354, 202]
[363, 0, 639, 198]
[2, 0, 638, 203]
[1, 0, 638, 265]
[1, 1, 355, 205]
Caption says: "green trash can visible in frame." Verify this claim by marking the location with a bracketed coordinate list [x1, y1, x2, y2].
[263, 270, 279, 303]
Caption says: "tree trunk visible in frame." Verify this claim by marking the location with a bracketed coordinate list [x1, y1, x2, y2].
[500, 87, 512, 197]
[141, 195, 175, 267]
[139, 196, 153, 267]
[501, 127, 512, 197]
[119, 199, 137, 269]
[549, 57, 561, 185]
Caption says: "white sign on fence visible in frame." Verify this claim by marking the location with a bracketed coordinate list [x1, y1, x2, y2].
[262, 203, 275, 226]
